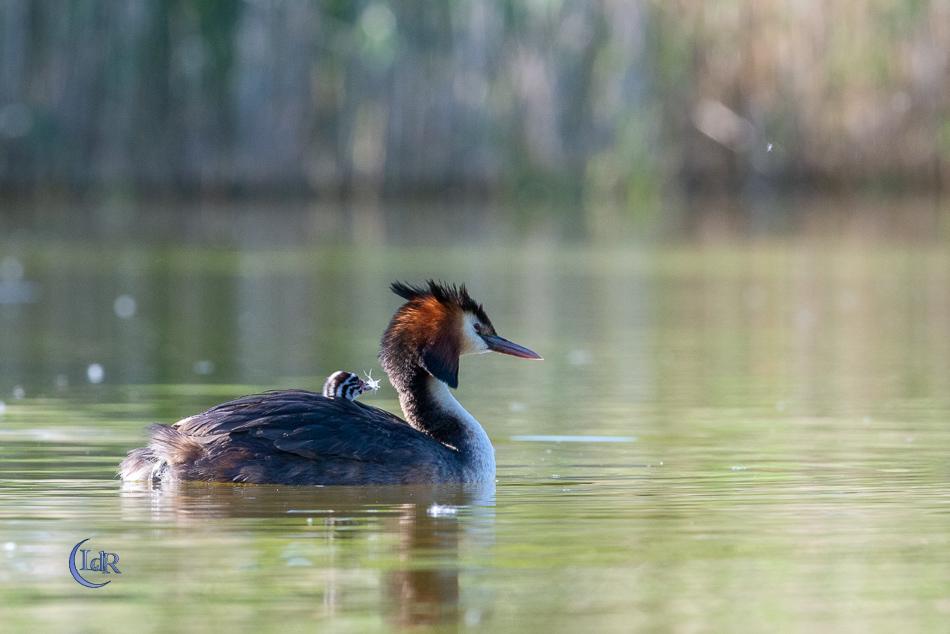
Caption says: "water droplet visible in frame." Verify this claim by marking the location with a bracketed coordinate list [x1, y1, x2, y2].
[54, 374, 69, 389]
[12, 385, 24, 400]
[113, 294, 137, 319]
[0, 401, 6, 415]
[87, 363, 104, 384]
[767, 143, 774, 152]
[360, 3, 396, 43]
[2, 541, 15, 552]
[464, 608, 483, 627]
[730, 465, 748, 471]
[0, 256, 23, 281]
[193, 360, 215, 375]
[567, 349, 593, 366]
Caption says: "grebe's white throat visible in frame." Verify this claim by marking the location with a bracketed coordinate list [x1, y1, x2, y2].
[422, 377, 496, 482]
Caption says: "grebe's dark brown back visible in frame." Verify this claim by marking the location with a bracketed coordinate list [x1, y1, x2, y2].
[119, 281, 541, 486]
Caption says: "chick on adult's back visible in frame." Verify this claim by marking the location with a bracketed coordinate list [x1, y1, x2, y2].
[119, 281, 541, 486]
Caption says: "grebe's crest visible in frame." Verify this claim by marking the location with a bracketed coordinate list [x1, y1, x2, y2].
[390, 280, 492, 326]
[322, 371, 372, 401]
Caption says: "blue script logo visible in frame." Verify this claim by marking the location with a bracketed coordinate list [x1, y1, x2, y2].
[69, 538, 121, 588]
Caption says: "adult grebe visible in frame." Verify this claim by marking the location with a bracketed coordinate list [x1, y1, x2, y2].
[119, 281, 541, 485]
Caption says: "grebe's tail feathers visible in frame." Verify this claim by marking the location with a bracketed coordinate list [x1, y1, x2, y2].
[118, 423, 205, 482]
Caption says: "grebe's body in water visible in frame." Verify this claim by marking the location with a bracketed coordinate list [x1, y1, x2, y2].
[119, 281, 541, 486]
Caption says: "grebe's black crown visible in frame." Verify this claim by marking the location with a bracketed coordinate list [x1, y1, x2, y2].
[390, 280, 491, 325]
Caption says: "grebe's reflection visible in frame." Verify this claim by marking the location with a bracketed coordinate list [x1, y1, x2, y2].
[120, 481, 494, 627]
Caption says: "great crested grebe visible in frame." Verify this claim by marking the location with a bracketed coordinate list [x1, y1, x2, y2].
[322, 371, 375, 400]
[119, 281, 541, 486]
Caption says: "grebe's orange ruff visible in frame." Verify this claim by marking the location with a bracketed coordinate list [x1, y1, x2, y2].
[119, 281, 541, 485]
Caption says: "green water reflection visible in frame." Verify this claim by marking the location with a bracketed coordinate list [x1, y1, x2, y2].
[1, 203, 949, 632]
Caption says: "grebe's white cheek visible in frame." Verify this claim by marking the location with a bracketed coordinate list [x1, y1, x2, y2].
[460, 312, 490, 355]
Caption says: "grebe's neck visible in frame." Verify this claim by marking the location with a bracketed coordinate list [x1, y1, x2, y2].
[393, 367, 495, 481]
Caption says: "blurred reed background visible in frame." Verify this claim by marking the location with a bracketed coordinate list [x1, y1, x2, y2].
[0, 0, 947, 213]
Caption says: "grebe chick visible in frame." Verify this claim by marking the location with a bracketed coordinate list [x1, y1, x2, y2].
[119, 280, 542, 486]
[322, 371, 373, 400]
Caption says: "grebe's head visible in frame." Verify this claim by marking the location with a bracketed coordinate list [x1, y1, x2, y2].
[322, 371, 372, 400]
[380, 280, 542, 389]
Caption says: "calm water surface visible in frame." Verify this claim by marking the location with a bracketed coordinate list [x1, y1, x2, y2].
[1, 203, 949, 632]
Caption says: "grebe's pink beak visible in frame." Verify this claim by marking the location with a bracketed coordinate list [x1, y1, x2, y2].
[482, 334, 543, 360]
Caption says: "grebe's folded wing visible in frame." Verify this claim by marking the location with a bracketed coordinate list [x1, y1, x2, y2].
[171, 389, 449, 465]
[251, 413, 444, 463]
[173, 390, 401, 435]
